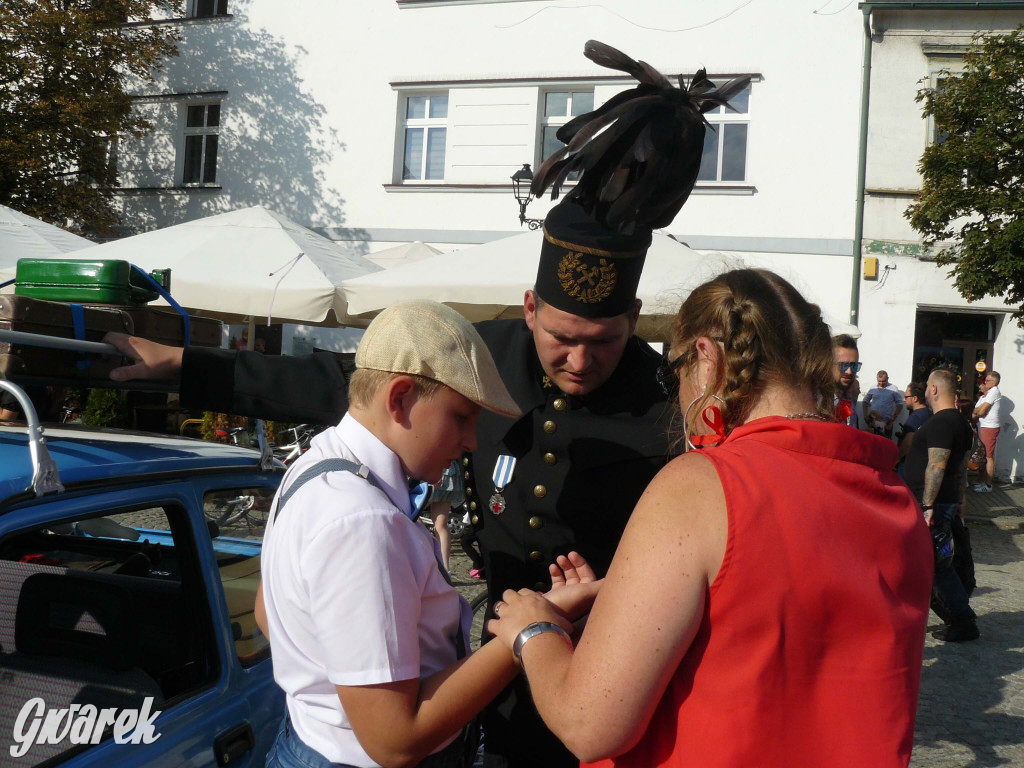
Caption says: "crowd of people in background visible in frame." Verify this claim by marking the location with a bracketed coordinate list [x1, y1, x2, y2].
[831, 342, 998, 645]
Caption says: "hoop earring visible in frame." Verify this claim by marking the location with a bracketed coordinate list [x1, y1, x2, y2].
[683, 393, 726, 450]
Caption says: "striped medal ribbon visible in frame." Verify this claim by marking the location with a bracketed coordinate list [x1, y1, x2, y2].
[490, 455, 517, 515]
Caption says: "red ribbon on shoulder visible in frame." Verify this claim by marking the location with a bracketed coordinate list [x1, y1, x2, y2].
[690, 405, 726, 448]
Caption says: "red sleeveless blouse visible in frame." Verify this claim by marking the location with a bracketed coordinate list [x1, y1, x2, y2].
[586, 418, 932, 768]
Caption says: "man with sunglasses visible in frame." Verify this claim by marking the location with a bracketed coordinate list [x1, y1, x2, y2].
[833, 334, 861, 426]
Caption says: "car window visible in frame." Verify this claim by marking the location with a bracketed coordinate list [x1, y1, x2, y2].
[204, 486, 275, 667]
[0, 504, 218, 766]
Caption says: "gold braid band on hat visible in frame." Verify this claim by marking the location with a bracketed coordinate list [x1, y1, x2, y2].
[542, 224, 647, 260]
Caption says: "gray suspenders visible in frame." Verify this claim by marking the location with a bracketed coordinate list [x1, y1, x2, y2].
[272, 458, 467, 659]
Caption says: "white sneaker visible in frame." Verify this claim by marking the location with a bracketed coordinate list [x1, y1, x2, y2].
[971, 483, 993, 493]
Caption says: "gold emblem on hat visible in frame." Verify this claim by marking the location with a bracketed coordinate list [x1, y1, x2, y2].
[557, 251, 616, 304]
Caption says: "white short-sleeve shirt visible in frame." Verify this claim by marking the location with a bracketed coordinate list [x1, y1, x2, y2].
[977, 385, 1002, 429]
[261, 413, 470, 766]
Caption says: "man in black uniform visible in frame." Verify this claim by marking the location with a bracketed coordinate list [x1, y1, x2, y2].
[903, 368, 979, 642]
[105, 219, 669, 768]
[105, 40, 747, 768]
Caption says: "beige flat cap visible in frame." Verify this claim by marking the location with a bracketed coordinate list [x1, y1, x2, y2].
[356, 300, 521, 419]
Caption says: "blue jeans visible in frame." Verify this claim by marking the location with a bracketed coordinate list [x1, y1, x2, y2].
[931, 503, 976, 625]
[265, 716, 360, 768]
[265, 713, 477, 768]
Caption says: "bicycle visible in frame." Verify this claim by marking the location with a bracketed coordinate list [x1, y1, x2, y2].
[207, 493, 258, 527]
[272, 423, 316, 465]
[468, 590, 489, 652]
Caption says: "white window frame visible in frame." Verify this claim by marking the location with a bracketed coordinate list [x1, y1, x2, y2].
[188, 0, 228, 18]
[179, 100, 221, 187]
[537, 89, 595, 174]
[697, 80, 751, 185]
[399, 91, 450, 183]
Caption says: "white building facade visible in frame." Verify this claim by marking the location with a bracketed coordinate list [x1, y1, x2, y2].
[856, 1, 1024, 481]
[113, 0, 1024, 479]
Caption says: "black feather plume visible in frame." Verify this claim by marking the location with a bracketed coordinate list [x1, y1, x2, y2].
[531, 40, 751, 234]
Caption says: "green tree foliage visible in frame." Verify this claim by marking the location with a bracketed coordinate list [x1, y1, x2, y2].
[906, 27, 1024, 322]
[82, 388, 130, 428]
[0, 0, 181, 236]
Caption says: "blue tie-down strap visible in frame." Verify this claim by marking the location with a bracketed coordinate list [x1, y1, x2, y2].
[69, 303, 90, 370]
[0, 278, 13, 290]
[129, 264, 191, 346]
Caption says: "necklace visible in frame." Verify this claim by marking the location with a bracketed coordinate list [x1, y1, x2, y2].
[786, 412, 831, 422]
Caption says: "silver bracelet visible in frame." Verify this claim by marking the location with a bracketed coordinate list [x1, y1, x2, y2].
[512, 621, 572, 663]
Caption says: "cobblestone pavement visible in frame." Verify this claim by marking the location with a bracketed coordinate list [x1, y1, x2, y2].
[448, 482, 1024, 767]
[911, 484, 1024, 768]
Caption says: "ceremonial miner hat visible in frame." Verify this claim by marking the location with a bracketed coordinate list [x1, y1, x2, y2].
[357, 300, 521, 419]
[532, 40, 750, 318]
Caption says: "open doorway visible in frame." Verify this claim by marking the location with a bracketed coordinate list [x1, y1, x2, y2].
[912, 310, 997, 408]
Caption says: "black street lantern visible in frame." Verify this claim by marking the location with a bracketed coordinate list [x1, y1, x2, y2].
[511, 163, 543, 230]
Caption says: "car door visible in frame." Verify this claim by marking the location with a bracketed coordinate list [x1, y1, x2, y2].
[0, 474, 283, 768]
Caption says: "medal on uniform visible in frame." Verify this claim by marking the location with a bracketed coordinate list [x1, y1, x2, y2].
[490, 455, 516, 515]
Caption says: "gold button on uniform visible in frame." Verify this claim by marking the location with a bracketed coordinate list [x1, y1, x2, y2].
[529, 550, 543, 561]
[466, 488, 473, 497]
[533, 485, 547, 498]
[543, 420, 556, 434]
[553, 398, 567, 411]
[529, 516, 543, 529]
[469, 501, 477, 511]
[471, 515, 480, 525]
[543, 452, 557, 465]
[464, 471, 470, 480]
[462, 457, 469, 466]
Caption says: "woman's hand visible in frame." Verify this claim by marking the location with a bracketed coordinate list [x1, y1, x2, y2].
[487, 588, 574, 653]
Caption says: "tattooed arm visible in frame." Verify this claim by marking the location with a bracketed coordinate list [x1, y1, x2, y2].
[922, 446, 951, 523]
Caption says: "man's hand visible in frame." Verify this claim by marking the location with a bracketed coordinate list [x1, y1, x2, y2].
[104, 333, 185, 382]
[544, 552, 601, 621]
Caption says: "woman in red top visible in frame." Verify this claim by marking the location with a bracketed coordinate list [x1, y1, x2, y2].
[488, 269, 933, 768]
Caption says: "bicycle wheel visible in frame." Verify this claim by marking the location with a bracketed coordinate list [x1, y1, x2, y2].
[469, 590, 489, 652]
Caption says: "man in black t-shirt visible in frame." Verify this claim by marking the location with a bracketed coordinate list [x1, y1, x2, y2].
[896, 381, 930, 477]
[903, 368, 979, 642]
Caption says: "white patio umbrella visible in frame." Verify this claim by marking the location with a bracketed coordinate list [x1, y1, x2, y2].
[364, 241, 441, 270]
[0, 204, 96, 281]
[341, 231, 858, 341]
[67, 206, 381, 327]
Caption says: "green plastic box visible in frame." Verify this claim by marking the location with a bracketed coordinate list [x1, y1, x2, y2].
[14, 259, 169, 305]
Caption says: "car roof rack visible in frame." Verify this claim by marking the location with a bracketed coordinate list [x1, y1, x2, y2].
[0, 378, 64, 497]
[0, 328, 277, 473]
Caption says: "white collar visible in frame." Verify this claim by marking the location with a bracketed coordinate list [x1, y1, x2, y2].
[336, 413, 413, 517]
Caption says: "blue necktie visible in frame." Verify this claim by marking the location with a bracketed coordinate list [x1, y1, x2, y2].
[408, 481, 433, 519]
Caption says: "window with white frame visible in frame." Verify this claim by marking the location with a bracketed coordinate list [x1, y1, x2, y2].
[539, 90, 594, 180]
[181, 101, 220, 185]
[402, 92, 449, 181]
[189, 0, 228, 17]
[697, 82, 751, 183]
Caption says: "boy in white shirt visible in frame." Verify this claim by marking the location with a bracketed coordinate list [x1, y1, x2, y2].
[256, 300, 596, 768]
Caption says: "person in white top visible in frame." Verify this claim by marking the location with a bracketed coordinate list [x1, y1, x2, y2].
[255, 301, 599, 768]
[971, 370, 1002, 492]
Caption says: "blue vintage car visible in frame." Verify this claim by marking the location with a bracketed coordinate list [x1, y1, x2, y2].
[0, 381, 284, 768]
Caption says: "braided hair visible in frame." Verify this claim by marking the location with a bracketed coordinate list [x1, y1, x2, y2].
[671, 269, 834, 448]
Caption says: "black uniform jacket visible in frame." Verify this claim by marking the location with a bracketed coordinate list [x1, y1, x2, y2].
[469, 320, 671, 606]
[180, 347, 352, 425]
[181, 325, 672, 592]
